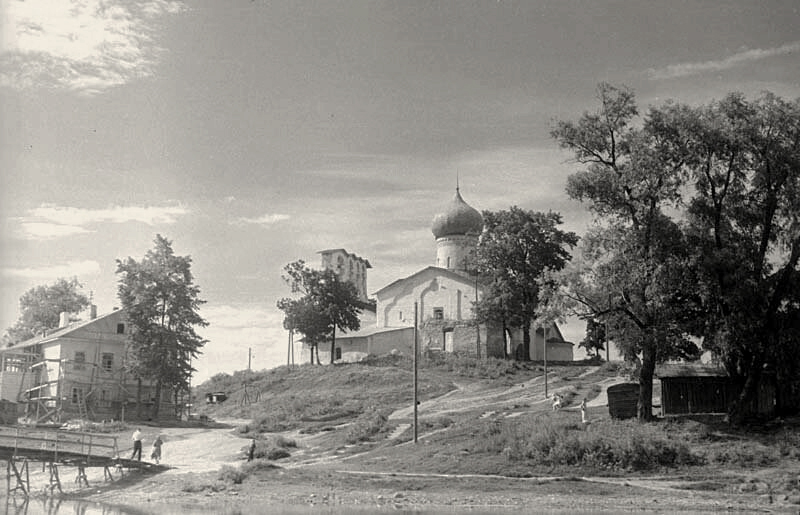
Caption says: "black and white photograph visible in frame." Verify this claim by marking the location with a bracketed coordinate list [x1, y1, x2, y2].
[1, 1, 799, 513]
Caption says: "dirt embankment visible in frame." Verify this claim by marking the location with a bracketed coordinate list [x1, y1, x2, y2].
[67, 373, 798, 513]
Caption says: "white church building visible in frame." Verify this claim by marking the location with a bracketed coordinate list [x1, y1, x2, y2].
[309, 187, 573, 363]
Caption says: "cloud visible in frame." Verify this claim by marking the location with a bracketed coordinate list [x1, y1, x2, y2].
[648, 41, 800, 80]
[200, 304, 282, 331]
[236, 213, 291, 226]
[0, 0, 187, 95]
[193, 303, 291, 381]
[16, 203, 189, 240]
[18, 222, 93, 239]
[2, 260, 101, 280]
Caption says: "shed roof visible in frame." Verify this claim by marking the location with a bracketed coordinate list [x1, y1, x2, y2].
[656, 363, 728, 378]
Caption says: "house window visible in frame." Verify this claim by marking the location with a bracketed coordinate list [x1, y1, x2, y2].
[116, 323, 125, 334]
[71, 387, 84, 405]
[335, 347, 342, 360]
[102, 353, 114, 372]
[433, 307, 444, 320]
[74, 351, 85, 370]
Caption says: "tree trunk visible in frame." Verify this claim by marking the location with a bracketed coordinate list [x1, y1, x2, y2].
[522, 320, 531, 361]
[330, 325, 336, 364]
[151, 379, 162, 420]
[729, 356, 763, 425]
[309, 345, 315, 365]
[315, 344, 320, 365]
[136, 377, 142, 420]
[637, 339, 656, 422]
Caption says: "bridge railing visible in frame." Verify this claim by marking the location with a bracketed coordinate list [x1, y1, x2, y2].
[0, 427, 119, 465]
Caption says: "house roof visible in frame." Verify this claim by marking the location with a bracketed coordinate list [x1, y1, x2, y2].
[373, 266, 478, 297]
[2, 308, 126, 353]
[297, 325, 411, 344]
[656, 363, 728, 378]
[336, 325, 414, 339]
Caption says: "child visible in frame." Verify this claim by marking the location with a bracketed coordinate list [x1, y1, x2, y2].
[150, 434, 163, 464]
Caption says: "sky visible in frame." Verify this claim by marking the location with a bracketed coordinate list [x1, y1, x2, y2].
[1, 0, 799, 383]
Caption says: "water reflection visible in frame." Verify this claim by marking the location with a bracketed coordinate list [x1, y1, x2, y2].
[2, 495, 612, 515]
[3, 495, 133, 515]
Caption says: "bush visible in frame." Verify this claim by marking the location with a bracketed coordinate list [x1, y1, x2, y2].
[476, 414, 697, 472]
[265, 448, 291, 460]
[218, 465, 248, 484]
[181, 481, 226, 493]
[245, 435, 297, 461]
[241, 460, 280, 474]
[345, 407, 389, 444]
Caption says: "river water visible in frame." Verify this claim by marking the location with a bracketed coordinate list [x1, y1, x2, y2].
[0, 495, 615, 515]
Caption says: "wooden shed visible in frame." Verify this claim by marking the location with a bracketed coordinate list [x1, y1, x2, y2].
[656, 364, 732, 415]
[656, 364, 775, 416]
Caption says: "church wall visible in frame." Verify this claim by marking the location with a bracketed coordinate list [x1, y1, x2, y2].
[435, 234, 478, 271]
[319, 249, 370, 303]
[377, 274, 479, 329]
[317, 328, 415, 363]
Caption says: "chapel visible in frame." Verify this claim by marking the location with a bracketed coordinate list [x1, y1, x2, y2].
[312, 186, 573, 363]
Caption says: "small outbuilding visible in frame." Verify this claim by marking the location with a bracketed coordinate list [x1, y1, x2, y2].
[656, 363, 776, 416]
[205, 392, 228, 404]
[656, 364, 732, 415]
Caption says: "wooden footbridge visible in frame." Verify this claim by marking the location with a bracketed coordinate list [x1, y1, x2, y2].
[0, 427, 157, 496]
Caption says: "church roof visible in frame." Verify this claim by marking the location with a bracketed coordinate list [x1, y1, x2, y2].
[431, 188, 483, 238]
[373, 266, 479, 298]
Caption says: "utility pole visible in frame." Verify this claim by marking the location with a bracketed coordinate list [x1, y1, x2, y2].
[413, 301, 418, 443]
[474, 273, 481, 359]
[248, 347, 252, 371]
[543, 322, 548, 399]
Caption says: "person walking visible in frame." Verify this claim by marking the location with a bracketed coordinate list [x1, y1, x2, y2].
[150, 434, 163, 464]
[248, 438, 256, 462]
[131, 428, 143, 461]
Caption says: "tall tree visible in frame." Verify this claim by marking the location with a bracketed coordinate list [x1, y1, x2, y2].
[474, 207, 578, 360]
[677, 92, 800, 421]
[4, 278, 90, 345]
[551, 83, 699, 420]
[116, 235, 208, 419]
[278, 260, 362, 365]
[277, 296, 329, 365]
[579, 318, 606, 358]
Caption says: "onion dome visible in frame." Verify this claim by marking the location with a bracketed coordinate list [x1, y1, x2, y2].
[431, 188, 484, 238]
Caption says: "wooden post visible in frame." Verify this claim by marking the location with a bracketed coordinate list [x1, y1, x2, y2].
[543, 323, 548, 399]
[413, 301, 418, 444]
[475, 274, 481, 359]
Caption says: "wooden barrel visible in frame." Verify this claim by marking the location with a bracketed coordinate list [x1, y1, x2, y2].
[607, 383, 639, 419]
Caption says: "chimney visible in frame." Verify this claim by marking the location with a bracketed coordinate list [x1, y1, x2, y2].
[90, 304, 97, 320]
[59, 311, 70, 328]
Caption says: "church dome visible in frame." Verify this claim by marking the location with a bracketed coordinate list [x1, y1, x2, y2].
[431, 188, 484, 238]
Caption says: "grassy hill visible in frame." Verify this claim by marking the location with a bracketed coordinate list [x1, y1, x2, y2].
[192, 354, 800, 480]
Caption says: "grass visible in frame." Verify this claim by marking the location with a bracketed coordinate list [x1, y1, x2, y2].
[195, 358, 456, 433]
[194, 354, 800, 493]
[344, 407, 390, 444]
[467, 412, 697, 472]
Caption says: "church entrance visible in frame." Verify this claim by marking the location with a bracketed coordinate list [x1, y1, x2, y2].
[444, 330, 454, 352]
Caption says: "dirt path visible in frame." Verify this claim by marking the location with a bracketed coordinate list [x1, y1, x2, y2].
[152, 420, 249, 475]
